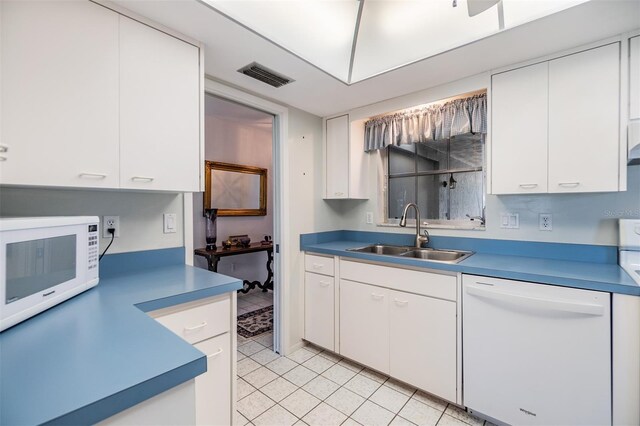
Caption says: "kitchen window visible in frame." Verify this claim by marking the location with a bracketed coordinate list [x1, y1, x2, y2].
[385, 133, 485, 228]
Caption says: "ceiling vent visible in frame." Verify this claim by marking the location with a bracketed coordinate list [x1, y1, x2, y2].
[237, 62, 293, 88]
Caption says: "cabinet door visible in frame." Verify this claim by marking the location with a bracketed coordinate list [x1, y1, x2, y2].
[389, 290, 457, 402]
[491, 62, 548, 194]
[325, 115, 350, 199]
[339, 279, 389, 373]
[305, 272, 334, 351]
[119, 16, 200, 191]
[548, 43, 620, 193]
[0, 1, 119, 187]
[194, 333, 231, 426]
[630, 36, 640, 121]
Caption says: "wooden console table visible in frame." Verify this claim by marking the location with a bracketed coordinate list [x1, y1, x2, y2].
[194, 243, 273, 294]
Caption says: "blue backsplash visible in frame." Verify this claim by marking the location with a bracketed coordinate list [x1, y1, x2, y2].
[99, 247, 185, 279]
[300, 230, 617, 264]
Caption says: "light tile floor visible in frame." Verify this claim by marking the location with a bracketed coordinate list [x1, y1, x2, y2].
[237, 289, 274, 316]
[236, 334, 494, 426]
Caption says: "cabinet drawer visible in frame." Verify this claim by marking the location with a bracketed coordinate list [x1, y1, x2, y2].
[154, 297, 230, 344]
[305, 253, 335, 276]
[340, 259, 456, 301]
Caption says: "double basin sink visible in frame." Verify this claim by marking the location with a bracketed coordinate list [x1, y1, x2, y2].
[346, 244, 473, 264]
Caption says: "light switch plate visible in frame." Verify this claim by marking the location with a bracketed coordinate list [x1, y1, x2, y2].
[163, 213, 177, 234]
[366, 212, 374, 224]
[500, 213, 520, 229]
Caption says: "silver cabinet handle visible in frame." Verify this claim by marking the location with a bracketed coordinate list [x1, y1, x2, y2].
[312, 263, 324, 269]
[334, 192, 344, 196]
[558, 182, 580, 187]
[394, 299, 409, 306]
[131, 176, 154, 182]
[79, 173, 107, 179]
[519, 183, 538, 189]
[318, 280, 330, 287]
[0, 145, 8, 153]
[371, 293, 384, 300]
[207, 348, 223, 359]
[184, 321, 207, 331]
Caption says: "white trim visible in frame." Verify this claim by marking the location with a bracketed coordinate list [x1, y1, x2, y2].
[198, 79, 290, 355]
[183, 193, 194, 266]
[620, 36, 629, 191]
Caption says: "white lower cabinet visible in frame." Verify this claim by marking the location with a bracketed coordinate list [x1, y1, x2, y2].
[388, 289, 457, 402]
[339, 279, 390, 374]
[337, 259, 458, 403]
[194, 333, 231, 426]
[304, 272, 335, 351]
[149, 294, 234, 426]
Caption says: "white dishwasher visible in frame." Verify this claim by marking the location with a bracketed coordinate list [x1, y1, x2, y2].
[463, 275, 611, 426]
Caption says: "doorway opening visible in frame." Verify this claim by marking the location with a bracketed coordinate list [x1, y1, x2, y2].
[193, 93, 277, 351]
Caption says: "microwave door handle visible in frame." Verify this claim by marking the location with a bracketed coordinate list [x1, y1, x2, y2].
[465, 284, 604, 316]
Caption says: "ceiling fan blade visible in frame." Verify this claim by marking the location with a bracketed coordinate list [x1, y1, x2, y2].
[467, 0, 501, 17]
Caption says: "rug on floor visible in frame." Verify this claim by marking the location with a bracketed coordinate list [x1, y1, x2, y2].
[237, 306, 273, 338]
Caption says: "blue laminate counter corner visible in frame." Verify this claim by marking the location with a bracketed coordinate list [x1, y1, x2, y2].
[0, 247, 243, 426]
[300, 231, 639, 296]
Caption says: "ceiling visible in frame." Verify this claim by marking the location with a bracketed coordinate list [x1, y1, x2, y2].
[112, 0, 640, 117]
[202, 0, 588, 84]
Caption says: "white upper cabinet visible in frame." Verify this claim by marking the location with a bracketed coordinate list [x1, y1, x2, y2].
[119, 17, 200, 192]
[491, 62, 549, 194]
[548, 43, 620, 193]
[630, 36, 640, 121]
[490, 42, 622, 194]
[0, 1, 202, 192]
[325, 115, 350, 199]
[324, 115, 368, 199]
[0, 1, 120, 188]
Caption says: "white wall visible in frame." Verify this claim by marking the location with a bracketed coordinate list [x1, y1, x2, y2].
[0, 187, 184, 253]
[193, 99, 274, 282]
[285, 106, 341, 352]
[325, 73, 640, 246]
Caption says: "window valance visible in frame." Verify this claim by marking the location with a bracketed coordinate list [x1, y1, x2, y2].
[364, 93, 487, 152]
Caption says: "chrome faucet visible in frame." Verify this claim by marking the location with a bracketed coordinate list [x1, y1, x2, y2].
[399, 203, 429, 248]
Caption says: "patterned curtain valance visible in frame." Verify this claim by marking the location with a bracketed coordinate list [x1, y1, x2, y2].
[364, 93, 487, 152]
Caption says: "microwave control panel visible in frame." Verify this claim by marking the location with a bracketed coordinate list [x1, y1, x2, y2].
[87, 224, 99, 272]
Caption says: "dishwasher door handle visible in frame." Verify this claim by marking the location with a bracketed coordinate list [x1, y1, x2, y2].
[465, 284, 604, 316]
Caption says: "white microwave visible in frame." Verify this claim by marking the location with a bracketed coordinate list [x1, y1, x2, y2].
[0, 216, 100, 332]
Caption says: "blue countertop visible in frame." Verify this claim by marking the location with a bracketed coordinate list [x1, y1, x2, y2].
[0, 248, 242, 426]
[301, 232, 639, 296]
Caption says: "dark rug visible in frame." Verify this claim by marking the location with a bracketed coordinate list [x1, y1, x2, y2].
[237, 306, 273, 338]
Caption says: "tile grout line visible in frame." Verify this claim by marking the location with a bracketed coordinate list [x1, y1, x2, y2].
[240, 336, 480, 426]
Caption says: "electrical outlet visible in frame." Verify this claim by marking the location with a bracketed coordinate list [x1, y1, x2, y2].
[539, 213, 553, 231]
[366, 212, 374, 224]
[103, 216, 120, 238]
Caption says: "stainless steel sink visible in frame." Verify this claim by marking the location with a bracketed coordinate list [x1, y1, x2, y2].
[399, 248, 473, 263]
[346, 244, 473, 264]
[347, 244, 412, 256]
